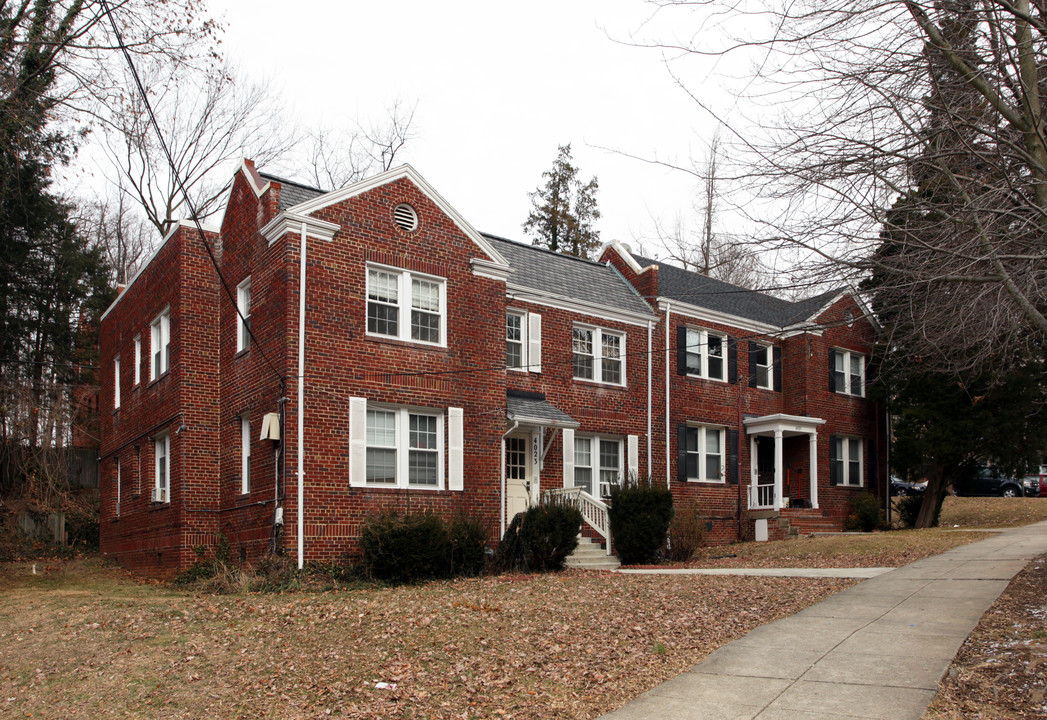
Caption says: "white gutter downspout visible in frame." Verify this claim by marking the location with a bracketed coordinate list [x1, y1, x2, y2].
[297, 222, 307, 570]
[664, 303, 672, 485]
[500, 420, 520, 536]
[647, 320, 653, 480]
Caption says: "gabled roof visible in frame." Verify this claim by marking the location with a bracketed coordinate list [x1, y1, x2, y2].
[485, 234, 654, 321]
[630, 253, 847, 329]
[257, 172, 326, 211]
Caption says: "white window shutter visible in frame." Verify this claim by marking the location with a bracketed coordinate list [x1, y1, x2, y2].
[528, 312, 542, 373]
[627, 434, 639, 481]
[562, 428, 574, 487]
[349, 397, 367, 488]
[448, 407, 464, 491]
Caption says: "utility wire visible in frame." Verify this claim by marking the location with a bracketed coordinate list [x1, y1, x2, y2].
[98, 0, 283, 386]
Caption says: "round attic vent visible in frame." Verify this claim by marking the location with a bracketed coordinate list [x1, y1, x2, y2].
[393, 203, 418, 232]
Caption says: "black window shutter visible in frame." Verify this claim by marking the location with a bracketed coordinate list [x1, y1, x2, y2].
[728, 337, 738, 384]
[773, 347, 783, 392]
[748, 341, 758, 388]
[828, 349, 837, 392]
[727, 429, 739, 484]
[829, 434, 838, 485]
[676, 326, 688, 376]
[867, 436, 876, 488]
[677, 424, 688, 483]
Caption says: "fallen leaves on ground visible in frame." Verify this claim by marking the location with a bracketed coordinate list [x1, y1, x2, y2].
[0, 560, 853, 719]
[924, 553, 1047, 719]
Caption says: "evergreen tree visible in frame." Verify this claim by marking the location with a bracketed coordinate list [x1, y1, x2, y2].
[523, 144, 601, 258]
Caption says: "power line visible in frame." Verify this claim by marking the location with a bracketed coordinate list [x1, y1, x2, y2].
[98, 0, 284, 387]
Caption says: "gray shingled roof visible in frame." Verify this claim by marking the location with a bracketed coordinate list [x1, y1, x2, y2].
[258, 172, 326, 211]
[484, 234, 653, 318]
[506, 394, 579, 428]
[632, 254, 843, 327]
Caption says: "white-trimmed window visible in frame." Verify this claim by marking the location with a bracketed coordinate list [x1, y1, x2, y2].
[684, 425, 725, 483]
[366, 265, 446, 345]
[133, 335, 141, 386]
[753, 343, 772, 390]
[683, 327, 727, 381]
[240, 415, 251, 494]
[506, 310, 541, 372]
[572, 326, 625, 385]
[154, 433, 170, 503]
[832, 349, 865, 396]
[236, 277, 251, 353]
[833, 436, 863, 487]
[113, 355, 121, 409]
[506, 312, 524, 369]
[115, 457, 121, 517]
[365, 407, 444, 488]
[574, 436, 622, 497]
[150, 309, 170, 380]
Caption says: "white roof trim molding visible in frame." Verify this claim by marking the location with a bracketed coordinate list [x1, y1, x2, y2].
[239, 159, 271, 197]
[602, 241, 652, 275]
[658, 297, 782, 337]
[261, 212, 341, 245]
[800, 288, 881, 333]
[287, 164, 511, 271]
[100, 220, 219, 322]
[471, 258, 513, 281]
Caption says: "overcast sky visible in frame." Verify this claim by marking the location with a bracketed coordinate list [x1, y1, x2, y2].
[206, 0, 723, 252]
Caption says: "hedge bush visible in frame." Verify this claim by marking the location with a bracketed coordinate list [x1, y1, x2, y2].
[608, 476, 674, 565]
[666, 498, 704, 562]
[844, 492, 883, 532]
[448, 513, 489, 577]
[359, 510, 451, 583]
[497, 500, 582, 572]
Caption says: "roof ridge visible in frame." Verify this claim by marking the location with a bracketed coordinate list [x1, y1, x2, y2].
[257, 171, 327, 194]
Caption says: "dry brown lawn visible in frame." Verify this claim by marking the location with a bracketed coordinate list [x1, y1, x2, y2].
[0, 559, 851, 719]
[939, 495, 1047, 528]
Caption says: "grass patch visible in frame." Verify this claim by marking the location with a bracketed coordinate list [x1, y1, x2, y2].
[938, 496, 1047, 529]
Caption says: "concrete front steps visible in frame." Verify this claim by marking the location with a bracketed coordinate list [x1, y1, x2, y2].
[565, 536, 621, 570]
[749, 507, 842, 540]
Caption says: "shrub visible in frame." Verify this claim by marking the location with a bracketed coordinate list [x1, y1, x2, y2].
[666, 499, 705, 562]
[447, 513, 489, 577]
[608, 476, 674, 565]
[359, 510, 451, 583]
[497, 499, 582, 572]
[844, 492, 883, 532]
[897, 493, 943, 529]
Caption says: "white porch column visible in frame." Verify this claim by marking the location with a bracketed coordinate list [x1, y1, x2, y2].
[809, 432, 819, 509]
[773, 429, 784, 511]
[749, 436, 758, 508]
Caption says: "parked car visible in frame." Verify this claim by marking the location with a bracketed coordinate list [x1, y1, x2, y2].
[954, 465, 1025, 498]
[1023, 472, 1047, 498]
[891, 477, 927, 496]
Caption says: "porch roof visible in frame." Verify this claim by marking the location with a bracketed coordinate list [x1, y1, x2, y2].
[743, 413, 825, 437]
[506, 391, 580, 429]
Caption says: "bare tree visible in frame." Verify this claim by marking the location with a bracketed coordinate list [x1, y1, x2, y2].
[99, 60, 296, 236]
[305, 101, 417, 190]
[79, 190, 152, 285]
[647, 128, 767, 288]
[638, 0, 1047, 375]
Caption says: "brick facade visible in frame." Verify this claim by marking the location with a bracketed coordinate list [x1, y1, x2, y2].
[99, 162, 885, 578]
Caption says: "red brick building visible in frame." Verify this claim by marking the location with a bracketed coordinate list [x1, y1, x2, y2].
[99, 162, 885, 577]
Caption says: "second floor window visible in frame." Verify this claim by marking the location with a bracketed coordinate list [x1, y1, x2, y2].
[572, 326, 624, 385]
[151, 309, 170, 380]
[831, 349, 865, 396]
[682, 327, 726, 381]
[236, 278, 251, 353]
[366, 266, 445, 346]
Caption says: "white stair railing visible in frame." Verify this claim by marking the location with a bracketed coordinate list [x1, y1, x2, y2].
[748, 483, 776, 510]
[543, 487, 612, 555]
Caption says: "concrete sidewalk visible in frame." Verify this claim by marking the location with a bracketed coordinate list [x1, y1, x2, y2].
[601, 521, 1047, 720]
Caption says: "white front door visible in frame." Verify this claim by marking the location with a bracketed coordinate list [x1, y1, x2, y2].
[505, 433, 532, 521]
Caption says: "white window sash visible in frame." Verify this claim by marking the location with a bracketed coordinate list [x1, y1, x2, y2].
[687, 425, 726, 483]
[133, 336, 141, 386]
[114, 356, 121, 408]
[365, 264, 446, 346]
[686, 328, 727, 382]
[358, 403, 447, 490]
[573, 325, 626, 386]
[241, 415, 251, 494]
[237, 278, 251, 353]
